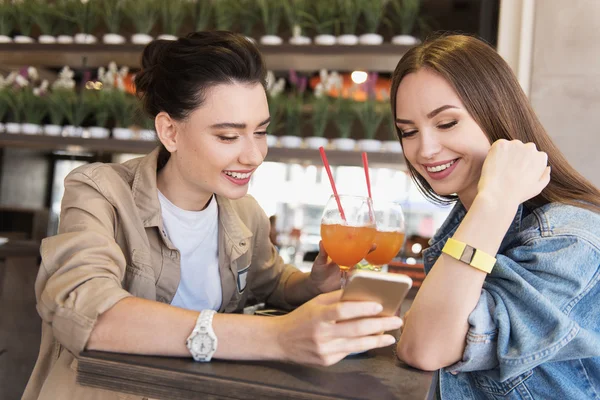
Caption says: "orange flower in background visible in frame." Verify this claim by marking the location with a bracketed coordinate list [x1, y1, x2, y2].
[309, 72, 391, 102]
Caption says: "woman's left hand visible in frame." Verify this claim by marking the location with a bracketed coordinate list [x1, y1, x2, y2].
[309, 241, 342, 293]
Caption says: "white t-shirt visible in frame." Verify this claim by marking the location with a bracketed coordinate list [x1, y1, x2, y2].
[158, 191, 222, 311]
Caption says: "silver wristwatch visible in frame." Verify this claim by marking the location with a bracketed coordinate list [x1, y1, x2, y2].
[186, 310, 218, 362]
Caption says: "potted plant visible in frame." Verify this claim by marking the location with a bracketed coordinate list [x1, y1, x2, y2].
[257, 0, 283, 45]
[388, 0, 421, 45]
[357, 0, 385, 45]
[279, 70, 306, 148]
[0, 72, 17, 132]
[306, 2, 338, 45]
[1, 72, 21, 133]
[110, 90, 137, 139]
[47, 66, 76, 135]
[265, 70, 285, 146]
[73, 0, 100, 44]
[336, 0, 360, 45]
[331, 96, 356, 151]
[214, 0, 237, 31]
[283, 0, 311, 45]
[159, 0, 186, 40]
[306, 70, 341, 149]
[82, 86, 111, 138]
[101, 0, 126, 44]
[355, 73, 384, 151]
[188, 0, 212, 33]
[235, 0, 261, 42]
[53, 0, 78, 44]
[125, 0, 157, 45]
[13, 0, 35, 43]
[0, 1, 13, 43]
[19, 82, 48, 134]
[28, 0, 61, 43]
[381, 106, 402, 152]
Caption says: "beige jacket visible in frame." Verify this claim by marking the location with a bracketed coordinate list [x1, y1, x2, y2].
[23, 148, 298, 400]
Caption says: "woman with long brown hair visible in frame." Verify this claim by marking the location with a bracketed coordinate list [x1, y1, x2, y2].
[392, 34, 600, 399]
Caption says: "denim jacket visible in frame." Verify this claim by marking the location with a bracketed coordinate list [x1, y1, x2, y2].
[422, 201, 600, 399]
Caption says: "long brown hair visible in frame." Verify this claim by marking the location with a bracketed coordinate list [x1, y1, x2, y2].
[390, 34, 600, 212]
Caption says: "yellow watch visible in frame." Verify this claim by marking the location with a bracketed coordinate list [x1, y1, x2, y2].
[442, 238, 496, 273]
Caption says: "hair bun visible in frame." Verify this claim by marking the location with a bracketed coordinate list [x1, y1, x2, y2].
[140, 39, 175, 70]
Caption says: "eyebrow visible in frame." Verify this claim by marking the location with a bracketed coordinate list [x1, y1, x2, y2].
[396, 105, 459, 124]
[210, 116, 271, 129]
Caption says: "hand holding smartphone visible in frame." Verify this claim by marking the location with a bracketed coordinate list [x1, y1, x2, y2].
[341, 270, 412, 317]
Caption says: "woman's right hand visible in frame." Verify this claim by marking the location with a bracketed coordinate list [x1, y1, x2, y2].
[477, 139, 551, 208]
[274, 290, 403, 366]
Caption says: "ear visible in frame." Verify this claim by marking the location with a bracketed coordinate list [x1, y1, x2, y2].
[155, 112, 179, 153]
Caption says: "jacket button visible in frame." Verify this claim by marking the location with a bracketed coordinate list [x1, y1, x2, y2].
[239, 240, 246, 247]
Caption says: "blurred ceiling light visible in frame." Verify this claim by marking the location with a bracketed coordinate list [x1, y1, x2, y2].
[351, 71, 368, 84]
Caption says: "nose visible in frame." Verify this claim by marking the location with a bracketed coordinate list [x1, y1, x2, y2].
[418, 130, 442, 160]
[239, 136, 266, 166]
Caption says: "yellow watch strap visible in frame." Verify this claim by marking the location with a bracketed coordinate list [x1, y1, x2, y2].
[442, 237, 496, 274]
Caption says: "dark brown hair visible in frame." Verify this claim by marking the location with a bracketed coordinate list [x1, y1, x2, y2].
[390, 34, 600, 212]
[135, 31, 268, 165]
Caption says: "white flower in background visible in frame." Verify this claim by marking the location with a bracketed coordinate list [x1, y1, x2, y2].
[118, 66, 129, 77]
[52, 67, 76, 90]
[81, 0, 89, 4]
[266, 70, 285, 98]
[40, 79, 49, 92]
[15, 75, 29, 88]
[115, 76, 125, 91]
[27, 67, 39, 81]
[108, 62, 118, 74]
[314, 82, 325, 98]
[97, 66, 106, 78]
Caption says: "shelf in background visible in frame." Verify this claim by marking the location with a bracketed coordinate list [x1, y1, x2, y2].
[0, 43, 411, 72]
[0, 133, 406, 168]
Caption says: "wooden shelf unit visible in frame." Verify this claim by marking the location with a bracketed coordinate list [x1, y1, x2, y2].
[0, 133, 406, 168]
[0, 43, 411, 72]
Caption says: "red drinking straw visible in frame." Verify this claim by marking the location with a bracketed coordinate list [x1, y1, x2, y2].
[362, 152, 373, 200]
[319, 146, 347, 222]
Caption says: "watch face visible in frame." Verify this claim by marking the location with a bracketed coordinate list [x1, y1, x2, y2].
[192, 335, 214, 355]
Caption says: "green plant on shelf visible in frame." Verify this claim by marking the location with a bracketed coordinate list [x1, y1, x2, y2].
[332, 97, 356, 139]
[161, 0, 187, 36]
[285, 70, 307, 137]
[0, 1, 13, 37]
[303, 1, 338, 36]
[234, 0, 262, 37]
[20, 82, 49, 125]
[29, 0, 63, 37]
[265, 71, 285, 136]
[257, 0, 283, 37]
[101, 0, 125, 35]
[337, 0, 361, 35]
[355, 73, 385, 140]
[387, 0, 422, 36]
[310, 70, 342, 138]
[282, 0, 310, 38]
[14, 0, 36, 37]
[52, 0, 78, 37]
[187, 0, 213, 32]
[124, 0, 158, 35]
[358, 0, 386, 34]
[110, 90, 138, 128]
[72, 0, 100, 37]
[47, 90, 69, 126]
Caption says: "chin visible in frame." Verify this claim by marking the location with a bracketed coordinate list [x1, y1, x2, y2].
[218, 187, 250, 200]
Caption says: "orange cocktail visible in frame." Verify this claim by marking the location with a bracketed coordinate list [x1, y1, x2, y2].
[365, 231, 405, 266]
[321, 224, 377, 269]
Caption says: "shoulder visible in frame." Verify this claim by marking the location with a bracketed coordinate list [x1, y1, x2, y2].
[64, 158, 140, 203]
[520, 202, 600, 250]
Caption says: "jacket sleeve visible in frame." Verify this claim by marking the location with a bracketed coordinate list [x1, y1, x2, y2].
[246, 201, 298, 310]
[446, 235, 600, 380]
[35, 170, 132, 356]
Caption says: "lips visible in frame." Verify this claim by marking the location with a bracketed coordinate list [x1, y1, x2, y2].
[422, 158, 460, 181]
[222, 169, 254, 186]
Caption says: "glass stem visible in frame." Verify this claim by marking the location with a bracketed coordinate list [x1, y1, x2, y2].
[340, 269, 348, 289]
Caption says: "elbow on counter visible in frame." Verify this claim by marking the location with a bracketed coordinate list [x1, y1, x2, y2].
[396, 341, 459, 372]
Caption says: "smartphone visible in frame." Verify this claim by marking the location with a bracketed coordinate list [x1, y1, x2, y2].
[341, 270, 413, 317]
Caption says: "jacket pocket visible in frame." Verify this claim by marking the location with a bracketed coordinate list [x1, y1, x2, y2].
[472, 370, 534, 399]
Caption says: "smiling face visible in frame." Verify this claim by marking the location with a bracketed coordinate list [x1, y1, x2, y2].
[156, 82, 269, 210]
[395, 68, 491, 207]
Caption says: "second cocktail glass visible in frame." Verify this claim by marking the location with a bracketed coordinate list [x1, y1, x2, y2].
[320, 194, 377, 288]
[365, 201, 406, 270]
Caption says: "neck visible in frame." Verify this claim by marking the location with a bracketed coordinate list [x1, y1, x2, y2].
[157, 158, 213, 211]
